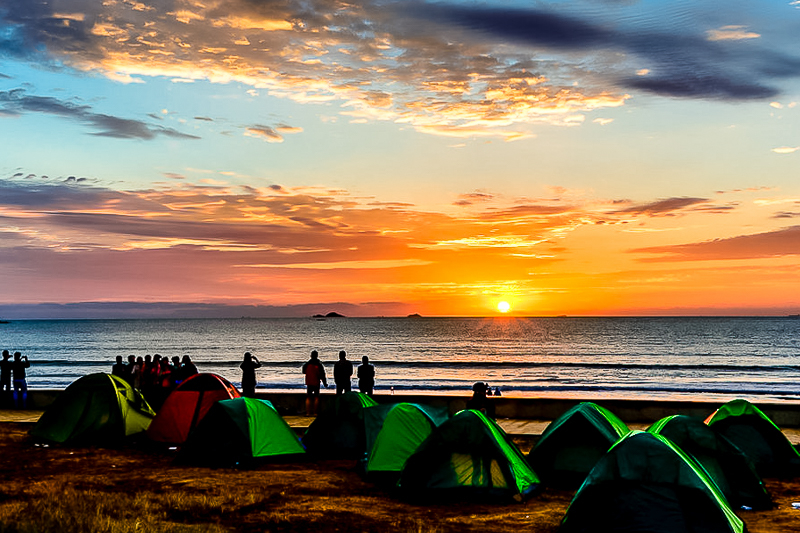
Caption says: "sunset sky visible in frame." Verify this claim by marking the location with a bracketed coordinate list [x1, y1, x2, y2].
[1, 0, 799, 318]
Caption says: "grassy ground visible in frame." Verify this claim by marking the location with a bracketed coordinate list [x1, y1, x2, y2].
[0, 423, 798, 532]
[0, 423, 571, 533]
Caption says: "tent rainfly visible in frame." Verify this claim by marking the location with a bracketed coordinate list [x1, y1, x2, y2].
[397, 409, 540, 502]
[302, 392, 378, 458]
[147, 372, 240, 444]
[363, 402, 449, 483]
[706, 399, 800, 478]
[649, 414, 771, 510]
[177, 397, 305, 467]
[561, 431, 745, 533]
[29, 373, 155, 445]
[528, 401, 629, 488]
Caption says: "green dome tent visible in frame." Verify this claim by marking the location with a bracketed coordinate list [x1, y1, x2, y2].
[705, 399, 800, 478]
[397, 409, 539, 502]
[29, 373, 155, 445]
[302, 392, 378, 458]
[177, 397, 304, 467]
[528, 402, 629, 488]
[561, 431, 745, 533]
[649, 414, 771, 510]
[363, 402, 449, 483]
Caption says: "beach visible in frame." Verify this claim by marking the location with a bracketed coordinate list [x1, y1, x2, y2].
[4, 392, 800, 532]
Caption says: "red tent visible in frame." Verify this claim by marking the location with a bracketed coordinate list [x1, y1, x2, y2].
[146, 373, 240, 444]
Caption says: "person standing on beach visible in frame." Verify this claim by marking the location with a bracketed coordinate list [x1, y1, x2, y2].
[125, 355, 136, 385]
[131, 356, 144, 389]
[111, 355, 127, 378]
[142, 355, 153, 387]
[1, 350, 12, 398]
[156, 357, 174, 405]
[12, 351, 30, 409]
[150, 355, 163, 387]
[466, 381, 495, 419]
[302, 350, 327, 415]
[240, 352, 262, 397]
[175, 355, 198, 386]
[357, 355, 375, 396]
[333, 350, 353, 395]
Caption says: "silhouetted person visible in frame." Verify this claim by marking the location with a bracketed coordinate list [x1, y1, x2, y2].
[12, 351, 30, 409]
[131, 356, 144, 389]
[240, 351, 262, 397]
[142, 354, 153, 386]
[143, 357, 172, 410]
[111, 355, 127, 378]
[302, 350, 327, 415]
[1, 350, 12, 395]
[357, 355, 375, 396]
[149, 354, 162, 386]
[159, 357, 173, 389]
[142, 354, 162, 402]
[333, 350, 353, 395]
[175, 355, 198, 385]
[125, 354, 136, 385]
[466, 381, 495, 419]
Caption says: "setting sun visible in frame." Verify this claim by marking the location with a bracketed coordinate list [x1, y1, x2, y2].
[497, 301, 511, 313]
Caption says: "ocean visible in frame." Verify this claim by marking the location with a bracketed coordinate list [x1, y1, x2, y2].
[2, 316, 799, 402]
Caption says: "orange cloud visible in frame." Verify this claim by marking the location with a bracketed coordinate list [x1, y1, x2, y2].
[633, 226, 800, 261]
[1, 176, 798, 315]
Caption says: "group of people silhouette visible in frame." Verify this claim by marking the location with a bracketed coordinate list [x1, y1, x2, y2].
[104, 350, 497, 419]
[111, 353, 199, 407]
[106, 349, 374, 414]
[4, 347, 498, 420]
[1, 350, 30, 408]
[302, 350, 375, 415]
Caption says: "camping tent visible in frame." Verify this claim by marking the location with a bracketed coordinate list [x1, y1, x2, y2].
[705, 399, 800, 478]
[302, 392, 378, 458]
[397, 409, 539, 502]
[649, 414, 771, 509]
[528, 402, 629, 487]
[177, 397, 305, 466]
[147, 373, 240, 444]
[29, 373, 155, 444]
[363, 402, 449, 483]
[561, 431, 745, 533]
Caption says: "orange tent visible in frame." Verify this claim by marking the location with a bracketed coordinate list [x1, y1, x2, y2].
[147, 373, 240, 444]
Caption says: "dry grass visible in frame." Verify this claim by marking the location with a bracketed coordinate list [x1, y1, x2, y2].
[0, 423, 798, 532]
[0, 423, 569, 533]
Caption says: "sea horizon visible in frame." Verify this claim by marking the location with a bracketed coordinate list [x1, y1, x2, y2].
[2, 300, 799, 322]
[3, 313, 799, 321]
[3, 316, 799, 403]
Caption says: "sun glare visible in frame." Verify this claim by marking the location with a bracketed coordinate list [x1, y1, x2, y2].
[497, 301, 511, 313]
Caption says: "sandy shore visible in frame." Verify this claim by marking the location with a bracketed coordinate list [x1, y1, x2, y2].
[1, 420, 800, 532]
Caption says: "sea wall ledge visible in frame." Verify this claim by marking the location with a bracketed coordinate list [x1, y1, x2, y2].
[17, 390, 800, 428]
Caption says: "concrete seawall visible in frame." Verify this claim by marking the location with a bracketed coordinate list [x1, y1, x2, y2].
[18, 389, 800, 428]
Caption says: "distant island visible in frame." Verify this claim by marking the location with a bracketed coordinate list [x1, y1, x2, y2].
[312, 312, 346, 318]
[407, 313, 423, 318]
